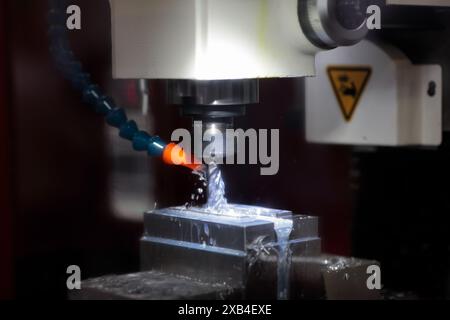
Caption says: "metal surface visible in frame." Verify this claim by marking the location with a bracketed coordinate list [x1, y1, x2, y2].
[71, 208, 382, 300]
[140, 206, 321, 299]
[70, 271, 240, 300]
[109, 0, 321, 80]
[141, 206, 277, 288]
[291, 255, 382, 300]
[168, 79, 259, 160]
[247, 236, 322, 299]
[195, 120, 235, 161]
[299, 0, 368, 49]
[168, 80, 259, 112]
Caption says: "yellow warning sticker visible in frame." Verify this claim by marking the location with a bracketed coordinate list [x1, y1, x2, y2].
[327, 66, 372, 122]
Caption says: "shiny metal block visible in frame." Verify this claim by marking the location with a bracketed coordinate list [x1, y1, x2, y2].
[141, 205, 321, 297]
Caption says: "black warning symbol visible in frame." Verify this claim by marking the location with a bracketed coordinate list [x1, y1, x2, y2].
[328, 66, 372, 121]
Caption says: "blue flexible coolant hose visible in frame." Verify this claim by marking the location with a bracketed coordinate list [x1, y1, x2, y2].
[47, 0, 170, 159]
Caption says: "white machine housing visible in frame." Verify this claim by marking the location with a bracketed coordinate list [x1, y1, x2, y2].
[305, 40, 442, 147]
[109, 0, 320, 80]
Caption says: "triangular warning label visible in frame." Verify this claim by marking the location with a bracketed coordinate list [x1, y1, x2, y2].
[327, 66, 372, 121]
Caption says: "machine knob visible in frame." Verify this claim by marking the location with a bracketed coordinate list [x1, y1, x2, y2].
[299, 0, 369, 49]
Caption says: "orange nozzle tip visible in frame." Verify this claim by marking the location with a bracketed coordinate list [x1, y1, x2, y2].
[162, 143, 202, 171]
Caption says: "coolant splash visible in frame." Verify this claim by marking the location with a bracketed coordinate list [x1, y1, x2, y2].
[205, 163, 228, 212]
[189, 169, 207, 206]
[189, 163, 293, 299]
[273, 220, 293, 300]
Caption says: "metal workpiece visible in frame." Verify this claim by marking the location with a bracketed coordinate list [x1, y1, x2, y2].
[140, 206, 322, 298]
[290, 215, 319, 240]
[71, 208, 379, 300]
[290, 255, 382, 300]
[140, 239, 248, 289]
[143, 207, 278, 251]
[247, 237, 322, 299]
[141, 206, 278, 288]
[70, 271, 240, 300]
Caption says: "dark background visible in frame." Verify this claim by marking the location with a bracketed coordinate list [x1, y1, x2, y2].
[1, 0, 450, 299]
